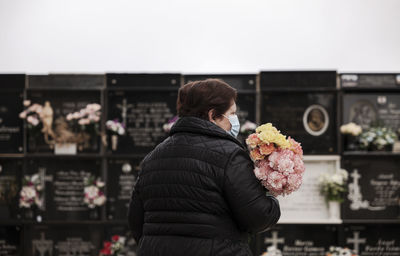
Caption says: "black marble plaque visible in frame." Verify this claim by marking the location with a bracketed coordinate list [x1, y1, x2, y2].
[0, 159, 21, 219]
[342, 225, 400, 256]
[256, 225, 338, 256]
[343, 93, 400, 130]
[27, 224, 103, 256]
[107, 90, 177, 155]
[107, 73, 180, 89]
[0, 226, 21, 256]
[26, 90, 102, 153]
[0, 75, 24, 154]
[25, 158, 102, 220]
[341, 74, 400, 89]
[106, 158, 140, 220]
[260, 71, 337, 90]
[261, 92, 337, 154]
[28, 75, 104, 89]
[342, 156, 400, 220]
[104, 225, 138, 256]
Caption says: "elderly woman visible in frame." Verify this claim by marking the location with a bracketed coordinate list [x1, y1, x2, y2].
[128, 79, 280, 256]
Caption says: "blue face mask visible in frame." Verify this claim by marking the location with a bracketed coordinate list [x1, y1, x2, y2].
[222, 114, 240, 138]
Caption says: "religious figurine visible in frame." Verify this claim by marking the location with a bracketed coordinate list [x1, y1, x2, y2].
[40, 101, 55, 143]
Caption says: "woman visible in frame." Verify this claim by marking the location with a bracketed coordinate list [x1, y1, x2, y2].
[128, 79, 281, 256]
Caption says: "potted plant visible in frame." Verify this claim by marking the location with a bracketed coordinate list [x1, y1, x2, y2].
[340, 122, 362, 151]
[319, 169, 348, 220]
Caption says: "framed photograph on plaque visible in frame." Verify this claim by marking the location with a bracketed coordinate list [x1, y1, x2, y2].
[342, 156, 400, 220]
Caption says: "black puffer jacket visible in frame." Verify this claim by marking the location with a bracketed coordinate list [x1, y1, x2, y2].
[128, 116, 280, 256]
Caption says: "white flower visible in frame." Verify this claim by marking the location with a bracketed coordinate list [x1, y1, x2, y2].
[332, 174, 343, 185]
[20, 186, 37, 200]
[31, 174, 39, 183]
[340, 122, 362, 136]
[84, 185, 99, 199]
[23, 100, 31, 107]
[96, 180, 105, 188]
[117, 126, 125, 135]
[27, 116, 40, 126]
[19, 200, 31, 208]
[93, 195, 106, 206]
[19, 111, 27, 119]
[66, 113, 73, 121]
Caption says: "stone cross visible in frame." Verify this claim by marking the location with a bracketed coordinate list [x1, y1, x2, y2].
[264, 231, 285, 248]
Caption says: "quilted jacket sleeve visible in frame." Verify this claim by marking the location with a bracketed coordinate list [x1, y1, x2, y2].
[223, 147, 281, 233]
[128, 180, 144, 243]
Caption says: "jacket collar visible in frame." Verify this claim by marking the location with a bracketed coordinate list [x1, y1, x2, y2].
[170, 116, 245, 149]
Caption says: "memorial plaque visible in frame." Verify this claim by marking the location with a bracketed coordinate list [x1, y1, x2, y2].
[260, 71, 337, 90]
[184, 75, 257, 145]
[261, 92, 337, 154]
[0, 226, 21, 256]
[107, 74, 180, 156]
[106, 158, 140, 220]
[343, 225, 400, 256]
[341, 73, 400, 89]
[0, 75, 24, 154]
[343, 93, 400, 130]
[25, 158, 102, 220]
[257, 225, 338, 256]
[27, 225, 102, 256]
[278, 156, 339, 222]
[0, 159, 21, 219]
[26, 90, 102, 153]
[104, 225, 138, 256]
[342, 156, 400, 220]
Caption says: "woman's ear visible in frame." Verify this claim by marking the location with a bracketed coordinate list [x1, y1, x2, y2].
[208, 109, 216, 124]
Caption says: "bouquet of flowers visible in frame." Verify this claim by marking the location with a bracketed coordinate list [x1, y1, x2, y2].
[246, 123, 305, 197]
[83, 175, 106, 209]
[340, 122, 362, 136]
[106, 119, 126, 136]
[19, 174, 43, 208]
[319, 169, 348, 202]
[99, 235, 126, 256]
[326, 246, 357, 256]
[66, 103, 101, 134]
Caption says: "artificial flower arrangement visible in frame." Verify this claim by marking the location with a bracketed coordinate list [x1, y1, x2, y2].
[163, 116, 179, 133]
[240, 120, 257, 137]
[83, 175, 106, 209]
[246, 123, 305, 197]
[106, 119, 126, 151]
[326, 246, 357, 256]
[319, 169, 348, 203]
[19, 100, 43, 131]
[340, 122, 362, 137]
[66, 103, 102, 135]
[19, 174, 43, 209]
[99, 235, 126, 256]
[358, 126, 397, 151]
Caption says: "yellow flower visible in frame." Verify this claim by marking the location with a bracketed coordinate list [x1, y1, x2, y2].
[256, 123, 290, 148]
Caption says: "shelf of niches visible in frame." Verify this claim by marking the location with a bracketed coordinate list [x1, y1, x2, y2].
[342, 151, 400, 157]
[342, 219, 400, 224]
[23, 153, 104, 159]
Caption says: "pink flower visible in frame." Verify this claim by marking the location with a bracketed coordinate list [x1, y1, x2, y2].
[267, 151, 280, 169]
[293, 154, 305, 175]
[259, 143, 275, 155]
[286, 173, 303, 194]
[250, 148, 264, 161]
[254, 161, 273, 181]
[246, 133, 262, 149]
[266, 171, 287, 191]
[288, 136, 303, 156]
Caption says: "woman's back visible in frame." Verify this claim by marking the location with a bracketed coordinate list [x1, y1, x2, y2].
[128, 117, 281, 256]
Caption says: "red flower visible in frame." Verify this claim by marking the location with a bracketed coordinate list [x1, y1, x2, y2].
[100, 248, 111, 255]
[111, 235, 120, 242]
[103, 241, 112, 249]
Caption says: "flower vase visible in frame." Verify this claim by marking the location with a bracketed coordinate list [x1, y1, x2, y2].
[89, 208, 99, 220]
[111, 135, 118, 151]
[328, 201, 341, 220]
[344, 135, 358, 151]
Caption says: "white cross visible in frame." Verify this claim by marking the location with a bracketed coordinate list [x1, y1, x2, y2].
[116, 98, 133, 126]
[351, 169, 361, 186]
[264, 231, 285, 248]
[32, 232, 53, 256]
[347, 231, 366, 254]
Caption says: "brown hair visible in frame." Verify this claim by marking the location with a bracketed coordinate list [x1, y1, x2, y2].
[177, 78, 237, 120]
